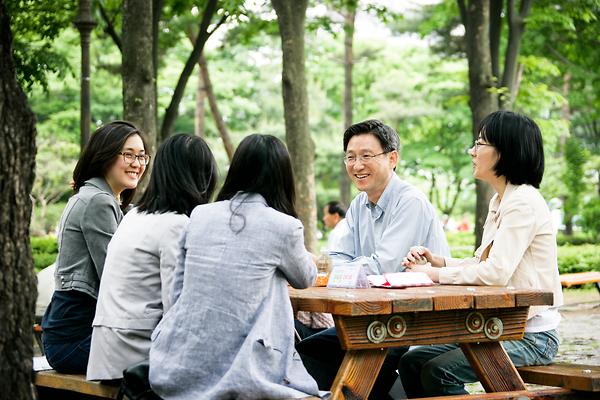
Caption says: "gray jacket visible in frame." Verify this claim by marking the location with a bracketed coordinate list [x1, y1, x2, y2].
[54, 177, 122, 299]
[149, 193, 320, 399]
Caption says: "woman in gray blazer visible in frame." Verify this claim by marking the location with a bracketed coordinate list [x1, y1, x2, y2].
[149, 134, 321, 399]
[42, 121, 149, 374]
[87, 134, 218, 380]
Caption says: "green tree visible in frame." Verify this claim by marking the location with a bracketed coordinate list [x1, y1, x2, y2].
[271, 0, 317, 251]
[6, 0, 76, 91]
[562, 136, 588, 235]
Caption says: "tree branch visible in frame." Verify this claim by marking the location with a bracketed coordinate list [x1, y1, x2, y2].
[98, 1, 122, 52]
[457, 0, 467, 28]
[500, 0, 532, 109]
[159, 0, 220, 141]
[489, 0, 502, 80]
[208, 13, 227, 36]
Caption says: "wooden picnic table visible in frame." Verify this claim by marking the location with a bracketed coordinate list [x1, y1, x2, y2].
[289, 285, 554, 400]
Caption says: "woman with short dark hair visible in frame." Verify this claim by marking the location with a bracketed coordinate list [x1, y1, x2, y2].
[398, 110, 563, 397]
[87, 134, 217, 381]
[149, 134, 320, 399]
[42, 121, 149, 374]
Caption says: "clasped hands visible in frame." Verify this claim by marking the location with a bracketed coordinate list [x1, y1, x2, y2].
[402, 246, 446, 283]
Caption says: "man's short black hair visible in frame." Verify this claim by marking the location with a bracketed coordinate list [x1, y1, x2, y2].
[325, 201, 346, 218]
[343, 119, 400, 153]
[478, 110, 545, 188]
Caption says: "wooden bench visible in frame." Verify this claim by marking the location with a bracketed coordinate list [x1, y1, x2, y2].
[560, 271, 600, 294]
[420, 387, 577, 399]
[34, 369, 321, 399]
[34, 370, 119, 399]
[517, 362, 600, 392]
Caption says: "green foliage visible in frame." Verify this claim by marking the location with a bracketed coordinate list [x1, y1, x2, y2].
[31, 203, 66, 238]
[447, 232, 475, 259]
[580, 197, 600, 241]
[557, 244, 600, 274]
[556, 232, 599, 246]
[562, 136, 589, 229]
[446, 232, 600, 273]
[31, 236, 58, 271]
[7, 0, 77, 90]
[30, 138, 78, 235]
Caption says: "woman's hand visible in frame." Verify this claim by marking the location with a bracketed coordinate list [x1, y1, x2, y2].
[402, 246, 445, 268]
[405, 263, 440, 283]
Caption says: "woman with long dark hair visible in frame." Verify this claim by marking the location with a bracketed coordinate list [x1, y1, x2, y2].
[149, 134, 320, 399]
[87, 134, 217, 381]
[42, 121, 149, 374]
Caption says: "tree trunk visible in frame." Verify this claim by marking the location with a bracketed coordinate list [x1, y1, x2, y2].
[152, 0, 162, 138]
[340, 4, 356, 207]
[0, 1, 37, 397]
[459, 0, 499, 248]
[122, 0, 157, 152]
[194, 66, 206, 137]
[489, 0, 502, 80]
[271, 0, 317, 252]
[159, 0, 220, 142]
[559, 72, 571, 154]
[74, 0, 96, 152]
[499, 0, 533, 110]
[185, 29, 234, 157]
[199, 54, 235, 161]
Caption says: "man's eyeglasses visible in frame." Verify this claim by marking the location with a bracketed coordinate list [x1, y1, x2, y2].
[472, 141, 493, 152]
[343, 151, 388, 165]
[119, 152, 150, 166]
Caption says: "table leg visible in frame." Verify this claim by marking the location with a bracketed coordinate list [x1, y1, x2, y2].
[460, 342, 526, 392]
[329, 348, 388, 400]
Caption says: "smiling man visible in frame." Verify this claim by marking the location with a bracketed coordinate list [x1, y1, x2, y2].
[297, 119, 450, 400]
[331, 119, 450, 274]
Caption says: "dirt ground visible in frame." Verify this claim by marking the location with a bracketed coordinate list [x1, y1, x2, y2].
[554, 287, 600, 365]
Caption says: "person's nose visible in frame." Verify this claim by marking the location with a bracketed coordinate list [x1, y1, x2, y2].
[130, 157, 143, 167]
[352, 159, 366, 170]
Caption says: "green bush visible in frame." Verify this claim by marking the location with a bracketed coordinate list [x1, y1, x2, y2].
[580, 198, 600, 241]
[446, 232, 600, 273]
[31, 235, 58, 272]
[557, 244, 600, 274]
[447, 232, 476, 259]
[556, 232, 598, 246]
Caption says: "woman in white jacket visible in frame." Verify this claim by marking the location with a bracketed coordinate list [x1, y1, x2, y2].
[399, 111, 563, 397]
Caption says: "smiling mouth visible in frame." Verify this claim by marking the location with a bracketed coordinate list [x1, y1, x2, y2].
[126, 171, 139, 178]
[355, 174, 369, 180]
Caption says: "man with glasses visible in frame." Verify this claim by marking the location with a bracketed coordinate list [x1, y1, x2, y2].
[297, 119, 450, 399]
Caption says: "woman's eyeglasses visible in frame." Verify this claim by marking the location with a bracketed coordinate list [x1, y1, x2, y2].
[119, 152, 150, 165]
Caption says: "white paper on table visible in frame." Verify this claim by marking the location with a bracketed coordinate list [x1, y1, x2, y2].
[367, 271, 435, 288]
[33, 356, 53, 371]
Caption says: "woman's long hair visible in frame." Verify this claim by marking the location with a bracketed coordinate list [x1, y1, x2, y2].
[137, 134, 218, 216]
[217, 134, 297, 218]
[72, 120, 149, 208]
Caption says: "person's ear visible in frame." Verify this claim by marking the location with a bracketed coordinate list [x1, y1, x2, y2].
[389, 150, 398, 168]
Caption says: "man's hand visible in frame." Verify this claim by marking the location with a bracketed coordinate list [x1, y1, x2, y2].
[402, 246, 445, 268]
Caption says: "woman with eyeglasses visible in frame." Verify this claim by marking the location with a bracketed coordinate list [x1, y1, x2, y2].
[398, 111, 563, 397]
[42, 121, 149, 374]
[86, 134, 218, 381]
[149, 134, 320, 399]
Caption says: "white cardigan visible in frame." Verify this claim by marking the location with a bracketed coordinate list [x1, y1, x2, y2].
[440, 183, 563, 330]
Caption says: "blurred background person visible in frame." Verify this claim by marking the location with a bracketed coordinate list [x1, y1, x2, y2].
[321, 200, 348, 251]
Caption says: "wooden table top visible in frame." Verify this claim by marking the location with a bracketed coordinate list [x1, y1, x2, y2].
[289, 285, 554, 316]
